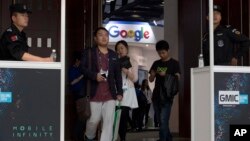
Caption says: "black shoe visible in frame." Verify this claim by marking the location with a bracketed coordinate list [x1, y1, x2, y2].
[136, 128, 142, 132]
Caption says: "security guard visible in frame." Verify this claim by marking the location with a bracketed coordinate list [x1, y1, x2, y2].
[0, 3, 52, 61]
[202, 5, 250, 66]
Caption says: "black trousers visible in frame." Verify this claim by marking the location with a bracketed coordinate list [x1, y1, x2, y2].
[118, 106, 130, 140]
[144, 103, 151, 126]
[132, 106, 145, 131]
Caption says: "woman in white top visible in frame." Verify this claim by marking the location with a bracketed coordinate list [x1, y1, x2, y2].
[141, 79, 152, 127]
[115, 40, 138, 141]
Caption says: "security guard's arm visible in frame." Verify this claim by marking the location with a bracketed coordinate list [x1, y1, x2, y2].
[5, 33, 53, 62]
[226, 26, 250, 59]
[21, 52, 53, 62]
[8, 43, 53, 62]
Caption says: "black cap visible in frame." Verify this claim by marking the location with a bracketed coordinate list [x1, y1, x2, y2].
[9, 3, 32, 14]
[213, 5, 222, 13]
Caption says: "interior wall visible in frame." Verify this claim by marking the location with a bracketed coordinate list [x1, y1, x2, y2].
[179, 0, 203, 138]
[0, 0, 2, 32]
[0, 0, 13, 34]
[164, 0, 179, 59]
[164, 0, 180, 134]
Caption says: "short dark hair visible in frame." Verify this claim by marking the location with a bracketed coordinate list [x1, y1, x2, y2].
[156, 40, 169, 51]
[93, 27, 109, 37]
[115, 40, 128, 52]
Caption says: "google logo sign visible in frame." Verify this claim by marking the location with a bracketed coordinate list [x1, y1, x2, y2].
[108, 25, 150, 42]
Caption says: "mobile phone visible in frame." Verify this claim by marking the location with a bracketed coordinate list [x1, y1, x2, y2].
[101, 73, 106, 78]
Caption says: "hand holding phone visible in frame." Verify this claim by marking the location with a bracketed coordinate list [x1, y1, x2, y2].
[101, 73, 106, 78]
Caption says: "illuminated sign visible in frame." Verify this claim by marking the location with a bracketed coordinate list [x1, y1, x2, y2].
[219, 91, 249, 105]
[219, 91, 239, 105]
[0, 92, 12, 103]
[104, 21, 157, 43]
[108, 26, 149, 41]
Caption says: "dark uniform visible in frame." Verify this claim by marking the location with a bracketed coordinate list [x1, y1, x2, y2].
[202, 25, 250, 66]
[0, 3, 31, 61]
[0, 24, 29, 60]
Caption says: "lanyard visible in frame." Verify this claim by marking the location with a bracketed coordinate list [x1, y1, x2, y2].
[97, 49, 109, 72]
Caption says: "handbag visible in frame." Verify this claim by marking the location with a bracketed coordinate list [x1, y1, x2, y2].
[76, 96, 90, 121]
[159, 74, 179, 104]
[76, 49, 92, 121]
[119, 56, 132, 68]
[164, 74, 178, 98]
[119, 74, 138, 108]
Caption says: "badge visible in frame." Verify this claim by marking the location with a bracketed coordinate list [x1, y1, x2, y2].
[217, 40, 224, 47]
[10, 35, 18, 41]
[122, 81, 128, 91]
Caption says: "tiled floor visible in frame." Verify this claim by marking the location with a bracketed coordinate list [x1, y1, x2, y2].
[65, 130, 190, 141]
[126, 131, 190, 141]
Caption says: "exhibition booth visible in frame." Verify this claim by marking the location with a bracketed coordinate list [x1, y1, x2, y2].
[191, 0, 250, 141]
[191, 66, 250, 141]
[0, 0, 65, 141]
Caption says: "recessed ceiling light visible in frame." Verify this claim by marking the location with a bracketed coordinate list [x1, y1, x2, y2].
[106, 0, 114, 3]
[131, 14, 140, 18]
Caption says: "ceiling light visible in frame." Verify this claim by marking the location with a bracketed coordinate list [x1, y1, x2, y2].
[131, 14, 140, 18]
[106, 0, 114, 3]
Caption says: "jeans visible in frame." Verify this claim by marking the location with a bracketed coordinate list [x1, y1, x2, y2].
[153, 100, 160, 127]
[159, 101, 173, 141]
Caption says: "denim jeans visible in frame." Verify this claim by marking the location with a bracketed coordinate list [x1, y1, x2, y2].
[159, 101, 173, 141]
[153, 100, 160, 127]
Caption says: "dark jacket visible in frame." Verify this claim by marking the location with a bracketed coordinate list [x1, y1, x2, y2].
[80, 47, 123, 99]
[202, 25, 250, 65]
[0, 24, 28, 60]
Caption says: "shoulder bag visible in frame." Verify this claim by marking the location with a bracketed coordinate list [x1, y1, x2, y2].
[76, 49, 91, 121]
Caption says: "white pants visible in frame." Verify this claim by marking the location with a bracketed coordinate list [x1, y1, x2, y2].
[85, 100, 115, 141]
